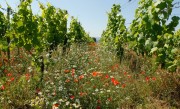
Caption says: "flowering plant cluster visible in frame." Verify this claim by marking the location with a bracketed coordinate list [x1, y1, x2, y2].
[0, 44, 179, 109]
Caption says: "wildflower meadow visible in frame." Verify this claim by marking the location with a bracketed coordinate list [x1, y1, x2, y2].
[0, 0, 180, 109]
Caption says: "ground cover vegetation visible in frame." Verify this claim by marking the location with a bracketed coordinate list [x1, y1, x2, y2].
[0, 0, 180, 108]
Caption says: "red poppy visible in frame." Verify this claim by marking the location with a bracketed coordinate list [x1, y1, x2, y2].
[146, 77, 150, 82]
[111, 78, 115, 82]
[72, 69, 75, 73]
[92, 71, 100, 77]
[74, 79, 78, 82]
[92, 72, 98, 76]
[114, 64, 119, 68]
[65, 79, 70, 83]
[105, 74, 109, 79]
[1, 85, 5, 90]
[79, 92, 83, 96]
[79, 92, 87, 96]
[3, 69, 8, 73]
[151, 77, 156, 81]
[111, 78, 120, 86]
[53, 103, 59, 107]
[124, 72, 127, 75]
[113, 80, 120, 85]
[71, 69, 75, 77]
[111, 64, 119, 71]
[97, 100, 101, 104]
[141, 71, 145, 75]
[10, 77, 15, 82]
[96, 106, 101, 109]
[70, 95, 75, 100]
[122, 84, 126, 88]
[64, 69, 70, 73]
[127, 75, 131, 78]
[36, 88, 41, 94]
[7, 73, 12, 77]
[19, 55, 23, 58]
[79, 75, 84, 80]
[108, 97, 112, 101]
[25, 73, 30, 80]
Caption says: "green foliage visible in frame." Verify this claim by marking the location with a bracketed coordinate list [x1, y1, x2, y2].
[0, 0, 93, 54]
[10, 0, 68, 53]
[100, 4, 127, 59]
[129, 0, 179, 71]
[39, 3, 68, 51]
[0, 11, 6, 38]
[92, 37, 96, 42]
[0, 11, 8, 51]
[11, 0, 39, 51]
[68, 17, 94, 43]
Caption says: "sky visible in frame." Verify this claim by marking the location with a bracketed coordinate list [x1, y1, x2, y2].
[0, 0, 180, 38]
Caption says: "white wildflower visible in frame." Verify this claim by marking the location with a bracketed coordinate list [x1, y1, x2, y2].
[107, 90, 111, 92]
[66, 101, 70, 106]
